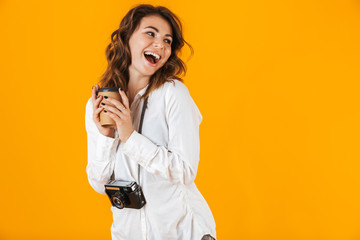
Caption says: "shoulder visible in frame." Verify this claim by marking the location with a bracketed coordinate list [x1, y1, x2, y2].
[85, 97, 95, 130]
[161, 79, 202, 123]
[85, 97, 93, 117]
[162, 79, 191, 101]
[86, 97, 93, 110]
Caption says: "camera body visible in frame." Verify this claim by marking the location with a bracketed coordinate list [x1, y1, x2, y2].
[105, 180, 146, 209]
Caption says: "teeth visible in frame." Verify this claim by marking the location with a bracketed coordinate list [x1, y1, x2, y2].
[144, 51, 160, 60]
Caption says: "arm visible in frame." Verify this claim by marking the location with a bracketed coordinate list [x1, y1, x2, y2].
[85, 97, 120, 195]
[121, 82, 203, 185]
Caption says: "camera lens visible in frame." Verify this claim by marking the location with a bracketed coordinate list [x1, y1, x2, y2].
[112, 196, 124, 209]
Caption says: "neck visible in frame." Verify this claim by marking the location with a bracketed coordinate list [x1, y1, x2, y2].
[127, 69, 150, 106]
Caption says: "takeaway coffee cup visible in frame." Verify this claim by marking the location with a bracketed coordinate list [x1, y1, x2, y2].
[97, 87, 121, 128]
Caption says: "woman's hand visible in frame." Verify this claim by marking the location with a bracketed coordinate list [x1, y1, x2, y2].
[101, 88, 134, 142]
[92, 84, 115, 138]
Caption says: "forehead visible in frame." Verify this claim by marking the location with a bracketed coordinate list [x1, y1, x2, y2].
[138, 15, 172, 35]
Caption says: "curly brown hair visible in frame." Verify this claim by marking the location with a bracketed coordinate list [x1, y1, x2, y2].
[97, 4, 194, 100]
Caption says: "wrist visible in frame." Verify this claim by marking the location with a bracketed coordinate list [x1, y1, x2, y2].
[122, 129, 134, 143]
[101, 128, 115, 138]
[107, 132, 115, 138]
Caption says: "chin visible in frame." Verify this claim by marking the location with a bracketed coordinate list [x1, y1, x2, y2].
[143, 66, 163, 76]
[142, 69, 157, 77]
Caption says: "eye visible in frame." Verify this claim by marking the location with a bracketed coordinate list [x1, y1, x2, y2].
[146, 31, 155, 37]
[164, 39, 172, 44]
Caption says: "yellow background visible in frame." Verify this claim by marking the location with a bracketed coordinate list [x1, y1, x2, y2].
[1, 0, 360, 239]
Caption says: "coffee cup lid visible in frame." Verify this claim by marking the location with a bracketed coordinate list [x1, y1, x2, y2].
[98, 87, 120, 92]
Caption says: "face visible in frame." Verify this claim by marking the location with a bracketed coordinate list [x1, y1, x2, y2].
[128, 15, 173, 78]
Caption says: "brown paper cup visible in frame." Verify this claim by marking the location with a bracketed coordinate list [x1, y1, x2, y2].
[97, 87, 122, 129]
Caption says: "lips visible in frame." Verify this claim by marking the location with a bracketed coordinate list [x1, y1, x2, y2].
[143, 52, 161, 67]
[144, 50, 161, 60]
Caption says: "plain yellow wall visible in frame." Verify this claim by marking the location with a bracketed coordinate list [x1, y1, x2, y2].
[1, 0, 360, 239]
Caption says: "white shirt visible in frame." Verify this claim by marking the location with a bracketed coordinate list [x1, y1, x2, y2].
[85, 80, 216, 240]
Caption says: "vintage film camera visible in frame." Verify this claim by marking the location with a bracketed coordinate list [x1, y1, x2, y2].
[105, 180, 146, 209]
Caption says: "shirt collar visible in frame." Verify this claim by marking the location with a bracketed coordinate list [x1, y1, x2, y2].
[135, 83, 149, 97]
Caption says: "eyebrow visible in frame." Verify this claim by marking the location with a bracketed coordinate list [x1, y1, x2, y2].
[144, 26, 173, 38]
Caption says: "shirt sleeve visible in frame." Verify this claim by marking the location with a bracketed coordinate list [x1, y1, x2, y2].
[85, 97, 120, 195]
[121, 82, 203, 185]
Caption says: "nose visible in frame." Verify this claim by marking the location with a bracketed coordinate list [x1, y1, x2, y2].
[153, 39, 164, 49]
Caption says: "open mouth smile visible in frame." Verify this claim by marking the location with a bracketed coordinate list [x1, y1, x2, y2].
[144, 51, 161, 66]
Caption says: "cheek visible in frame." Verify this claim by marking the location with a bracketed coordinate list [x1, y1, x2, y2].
[162, 53, 171, 65]
[165, 48, 172, 60]
[130, 36, 148, 54]
[161, 56, 171, 69]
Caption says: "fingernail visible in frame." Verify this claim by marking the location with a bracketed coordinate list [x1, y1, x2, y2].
[101, 102, 105, 106]
[104, 96, 108, 99]
[104, 110, 107, 113]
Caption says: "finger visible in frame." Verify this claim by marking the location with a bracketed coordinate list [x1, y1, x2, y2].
[93, 105, 104, 123]
[102, 104, 125, 119]
[119, 88, 130, 109]
[103, 108, 121, 121]
[91, 85, 97, 103]
[93, 95, 103, 110]
[92, 84, 101, 103]
[103, 96, 127, 113]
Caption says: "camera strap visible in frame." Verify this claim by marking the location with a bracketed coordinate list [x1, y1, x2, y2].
[111, 96, 149, 184]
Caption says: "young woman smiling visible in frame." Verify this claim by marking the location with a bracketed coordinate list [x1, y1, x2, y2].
[85, 4, 216, 240]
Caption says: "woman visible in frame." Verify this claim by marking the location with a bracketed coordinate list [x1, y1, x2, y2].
[85, 4, 216, 240]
